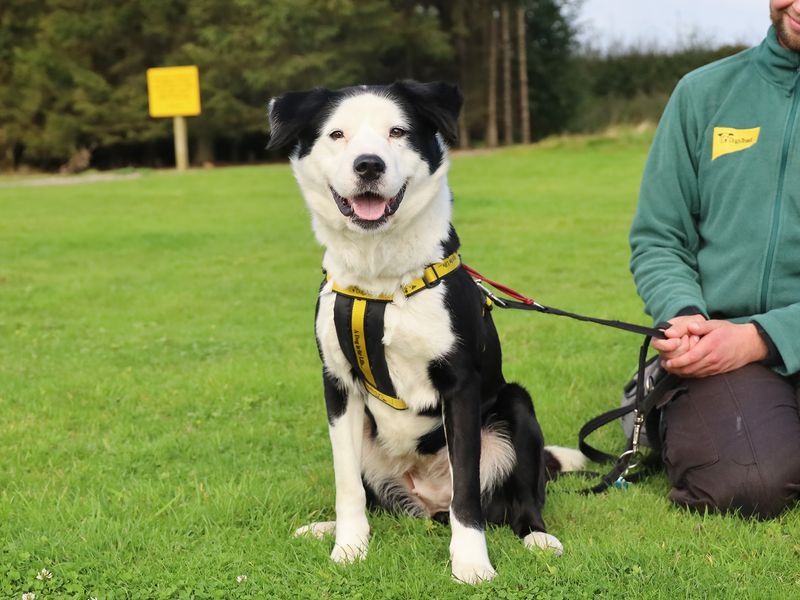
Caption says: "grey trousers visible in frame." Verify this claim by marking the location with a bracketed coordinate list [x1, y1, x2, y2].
[660, 363, 800, 519]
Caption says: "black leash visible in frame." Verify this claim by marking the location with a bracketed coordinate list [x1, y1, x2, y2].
[576, 337, 652, 493]
[491, 298, 665, 339]
[463, 264, 666, 340]
[465, 264, 667, 493]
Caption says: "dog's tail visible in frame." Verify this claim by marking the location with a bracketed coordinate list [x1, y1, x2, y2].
[543, 445, 588, 480]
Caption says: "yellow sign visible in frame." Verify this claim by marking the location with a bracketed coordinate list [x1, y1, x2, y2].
[146, 66, 201, 117]
[712, 126, 760, 161]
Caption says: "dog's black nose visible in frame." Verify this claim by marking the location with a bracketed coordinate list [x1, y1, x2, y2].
[354, 154, 386, 181]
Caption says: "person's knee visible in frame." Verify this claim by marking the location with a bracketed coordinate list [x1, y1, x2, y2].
[742, 458, 800, 518]
[662, 366, 800, 519]
[672, 459, 800, 519]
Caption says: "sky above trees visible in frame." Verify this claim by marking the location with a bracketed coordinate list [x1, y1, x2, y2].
[577, 0, 768, 52]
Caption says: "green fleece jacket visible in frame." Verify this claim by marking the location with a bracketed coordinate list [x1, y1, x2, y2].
[630, 26, 800, 376]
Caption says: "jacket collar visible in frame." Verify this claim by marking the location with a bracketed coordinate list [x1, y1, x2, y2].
[755, 26, 800, 93]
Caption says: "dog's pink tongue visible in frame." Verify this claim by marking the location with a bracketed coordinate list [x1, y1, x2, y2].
[351, 196, 387, 220]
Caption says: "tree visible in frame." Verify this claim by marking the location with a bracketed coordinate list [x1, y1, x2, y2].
[440, 0, 578, 148]
[0, 0, 44, 168]
[1, 0, 583, 169]
[449, 0, 472, 148]
[3, 0, 190, 169]
[522, 0, 581, 140]
[517, 5, 530, 143]
[501, 2, 513, 145]
[486, 7, 499, 148]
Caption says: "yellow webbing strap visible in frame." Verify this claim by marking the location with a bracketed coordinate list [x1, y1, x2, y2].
[364, 381, 408, 411]
[350, 298, 408, 410]
[401, 252, 461, 297]
[328, 252, 461, 411]
[350, 299, 378, 388]
[329, 252, 461, 301]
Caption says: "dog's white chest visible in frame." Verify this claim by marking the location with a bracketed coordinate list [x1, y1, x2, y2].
[316, 282, 455, 416]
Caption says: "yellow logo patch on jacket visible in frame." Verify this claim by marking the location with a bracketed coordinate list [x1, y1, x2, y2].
[712, 127, 760, 160]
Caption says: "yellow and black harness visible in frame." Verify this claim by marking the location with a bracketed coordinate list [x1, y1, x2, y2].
[329, 250, 673, 492]
[329, 252, 465, 411]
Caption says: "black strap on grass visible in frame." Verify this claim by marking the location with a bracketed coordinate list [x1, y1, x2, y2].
[578, 404, 636, 464]
[577, 336, 651, 494]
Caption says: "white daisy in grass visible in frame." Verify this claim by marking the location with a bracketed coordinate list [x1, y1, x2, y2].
[236, 574, 248, 583]
[36, 568, 52, 580]
[22, 593, 36, 600]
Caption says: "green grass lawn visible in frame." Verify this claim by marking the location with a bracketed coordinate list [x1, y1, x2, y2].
[1, 132, 798, 599]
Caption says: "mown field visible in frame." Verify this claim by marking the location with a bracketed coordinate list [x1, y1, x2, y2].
[1, 133, 798, 599]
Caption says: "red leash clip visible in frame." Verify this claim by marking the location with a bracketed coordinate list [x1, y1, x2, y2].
[462, 264, 536, 305]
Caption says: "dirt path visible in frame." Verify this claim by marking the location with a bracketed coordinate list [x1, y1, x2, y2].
[0, 172, 142, 188]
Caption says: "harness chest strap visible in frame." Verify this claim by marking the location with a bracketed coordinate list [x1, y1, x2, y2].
[329, 251, 462, 301]
[329, 252, 462, 411]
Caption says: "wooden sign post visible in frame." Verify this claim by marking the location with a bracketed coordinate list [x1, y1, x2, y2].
[146, 66, 201, 171]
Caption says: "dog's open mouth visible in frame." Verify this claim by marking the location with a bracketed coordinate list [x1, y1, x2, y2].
[330, 184, 407, 228]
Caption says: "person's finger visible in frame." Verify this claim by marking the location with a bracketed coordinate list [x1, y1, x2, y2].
[665, 341, 710, 369]
[687, 320, 722, 335]
[668, 356, 711, 377]
[663, 325, 688, 339]
[653, 337, 681, 352]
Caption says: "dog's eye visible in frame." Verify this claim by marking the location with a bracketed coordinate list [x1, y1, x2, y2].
[329, 130, 345, 140]
[389, 127, 406, 139]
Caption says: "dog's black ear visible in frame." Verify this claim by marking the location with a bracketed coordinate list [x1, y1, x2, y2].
[390, 80, 463, 147]
[267, 88, 335, 152]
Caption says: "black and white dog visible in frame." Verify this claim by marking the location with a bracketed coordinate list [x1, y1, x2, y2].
[268, 81, 584, 583]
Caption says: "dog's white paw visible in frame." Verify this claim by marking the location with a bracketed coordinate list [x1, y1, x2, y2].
[523, 531, 564, 556]
[330, 539, 369, 563]
[294, 521, 336, 540]
[330, 519, 370, 564]
[449, 517, 495, 583]
[451, 561, 497, 584]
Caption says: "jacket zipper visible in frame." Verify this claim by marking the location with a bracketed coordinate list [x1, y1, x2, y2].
[759, 74, 800, 312]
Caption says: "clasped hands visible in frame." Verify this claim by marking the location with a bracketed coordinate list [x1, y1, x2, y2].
[653, 314, 769, 378]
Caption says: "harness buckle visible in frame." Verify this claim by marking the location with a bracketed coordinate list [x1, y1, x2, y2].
[422, 265, 442, 288]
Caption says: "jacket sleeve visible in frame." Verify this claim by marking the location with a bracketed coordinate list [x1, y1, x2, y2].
[629, 78, 708, 324]
[752, 306, 800, 376]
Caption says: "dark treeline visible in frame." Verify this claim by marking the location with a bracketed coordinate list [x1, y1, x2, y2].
[570, 43, 748, 134]
[0, 0, 747, 172]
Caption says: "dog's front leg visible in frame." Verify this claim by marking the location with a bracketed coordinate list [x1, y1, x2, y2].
[324, 372, 370, 563]
[443, 376, 496, 583]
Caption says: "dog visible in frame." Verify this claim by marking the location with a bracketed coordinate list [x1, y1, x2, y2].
[268, 80, 585, 583]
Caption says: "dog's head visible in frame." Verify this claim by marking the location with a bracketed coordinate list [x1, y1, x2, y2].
[268, 81, 462, 234]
